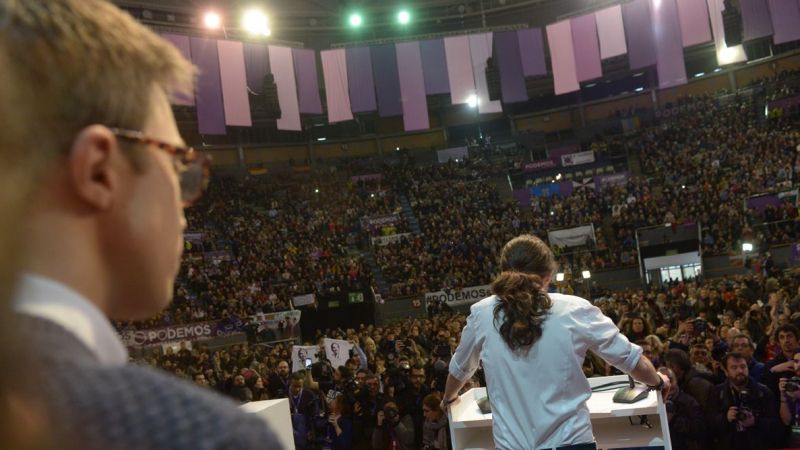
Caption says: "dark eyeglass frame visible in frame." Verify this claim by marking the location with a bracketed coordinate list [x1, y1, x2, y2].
[109, 127, 210, 207]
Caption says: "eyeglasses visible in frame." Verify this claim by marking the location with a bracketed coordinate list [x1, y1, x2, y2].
[110, 128, 210, 207]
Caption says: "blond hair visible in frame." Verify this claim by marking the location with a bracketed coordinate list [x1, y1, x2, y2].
[1, 0, 195, 162]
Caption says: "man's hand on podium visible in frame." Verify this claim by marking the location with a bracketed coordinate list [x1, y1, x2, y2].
[440, 395, 461, 413]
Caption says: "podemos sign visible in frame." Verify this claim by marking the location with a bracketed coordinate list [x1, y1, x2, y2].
[424, 284, 492, 308]
[120, 321, 217, 347]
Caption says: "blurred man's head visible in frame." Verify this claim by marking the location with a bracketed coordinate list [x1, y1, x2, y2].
[3, 0, 199, 321]
[722, 352, 749, 389]
[277, 360, 290, 377]
[776, 325, 800, 357]
[731, 334, 754, 361]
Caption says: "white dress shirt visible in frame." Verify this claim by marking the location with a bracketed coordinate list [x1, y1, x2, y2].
[14, 273, 128, 366]
[449, 293, 642, 450]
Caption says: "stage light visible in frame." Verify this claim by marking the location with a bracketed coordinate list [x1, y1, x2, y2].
[243, 9, 270, 36]
[397, 10, 410, 25]
[555, 173, 562, 180]
[317, 137, 327, 141]
[556, 273, 565, 282]
[349, 13, 363, 27]
[314, 188, 320, 194]
[582, 270, 591, 279]
[742, 242, 753, 252]
[203, 11, 222, 30]
[466, 94, 478, 108]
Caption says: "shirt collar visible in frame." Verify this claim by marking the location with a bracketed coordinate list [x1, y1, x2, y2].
[13, 273, 128, 366]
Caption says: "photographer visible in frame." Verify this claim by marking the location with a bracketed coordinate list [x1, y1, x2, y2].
[706, 352, 781, 450]
[658, 367, 705, 450]
[664, 349, 714, 409]
[397, 364, 431, 448]
[371, 401, 415, 450]
[778, 350, 800, 447]
[764, 324, 800, 399]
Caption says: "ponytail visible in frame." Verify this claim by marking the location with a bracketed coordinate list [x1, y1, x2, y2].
[491, 271, 552, 351]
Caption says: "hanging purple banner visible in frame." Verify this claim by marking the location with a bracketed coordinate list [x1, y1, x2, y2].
[396, 41, 430, 131]
[571, 14, 603, 82]
[768, 0, 800, 44]
[494, 31, 528, 103]
[346, 47, 378, 113]
[293, 48, 323, 115]
[420, 39, 451, 95]
[623, 0, 657, 70]
[371, 44, 403, 117]
[190, 37, 226, 135]
[160, 34, 194, 106]
[517, 28, 547, 77]
[741, 0, 774, 41]
[244, 43, 270, 95]
[652, 0, 688, 88]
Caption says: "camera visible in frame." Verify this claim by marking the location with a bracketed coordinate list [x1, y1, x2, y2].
[786, 377, 800, 393]
[693, 318, 707, 333]
[736, 390, 753, 421]
[383, 404, 400, 425]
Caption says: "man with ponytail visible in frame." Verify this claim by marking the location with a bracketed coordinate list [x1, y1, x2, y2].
[442, 235, 669, 450]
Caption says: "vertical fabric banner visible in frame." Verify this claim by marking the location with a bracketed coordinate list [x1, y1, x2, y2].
[651, 0, 688, 89]
[420, 39, 450, 95]
[676, 0, 712, 46]
[546, 21, 580, 95]
[395, 42, 430, 131]
[292, 48, 323, 115]
[494, 31, 528, 103]
[706, 0, 747, 65]
[217, 40, 252, 127]
[268, 45, 302, 131]
[160, 34, 194, 105]
[469, 33, 503, 114]
[595, 6, 628, 59]
[190, 37, 226, 135]
[444, 35, 476, 105]
[517, 28, 547, 76]
[622, 0, 658, 69]
[371, 44, 403, 117]
[243, 43, 270, 94]
[346, 47, 377, 113]
[570, 14, 603, 82]
[320, 49, 353, 123]
[768, 0, 800, 44]
[741, 0, 774, 41]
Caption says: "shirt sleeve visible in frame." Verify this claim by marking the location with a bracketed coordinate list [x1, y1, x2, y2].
[449, 306, 484, 382]
[577, 301, 642, 373]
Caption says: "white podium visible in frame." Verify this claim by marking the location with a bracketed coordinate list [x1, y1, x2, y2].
[240, 398, 294, 449]
[448, 375, 672, 450]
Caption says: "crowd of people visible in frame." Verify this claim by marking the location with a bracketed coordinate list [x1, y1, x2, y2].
[136, 265, 800, 449]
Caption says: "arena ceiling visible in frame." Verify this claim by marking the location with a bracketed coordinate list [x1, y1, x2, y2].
[113, 0, 607, 47]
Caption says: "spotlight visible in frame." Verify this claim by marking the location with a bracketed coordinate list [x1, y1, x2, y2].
[582, 270, 591, 279]
[349, 13, 363, 27]
[555, 173, 562, 180]
[742, 242, 753, 252]
[243, 9, 270, 36]
[466, 94, 478, 108]
[397, 10, 410, 25]
[556, 273, 565, 282]
[314, 188, 320, 194]
[203, 11, 222, 30]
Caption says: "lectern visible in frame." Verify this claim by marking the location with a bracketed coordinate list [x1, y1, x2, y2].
[448, 375, 672, 450]
[240, 398, 294, 449]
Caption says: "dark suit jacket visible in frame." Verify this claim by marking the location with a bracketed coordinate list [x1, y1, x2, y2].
[19, 314, 284, 449]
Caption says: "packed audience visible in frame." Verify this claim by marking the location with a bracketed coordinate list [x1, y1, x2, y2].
[136, 265, 800, 450]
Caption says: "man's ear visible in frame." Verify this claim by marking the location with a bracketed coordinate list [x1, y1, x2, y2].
[67, 125, 120, 211]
